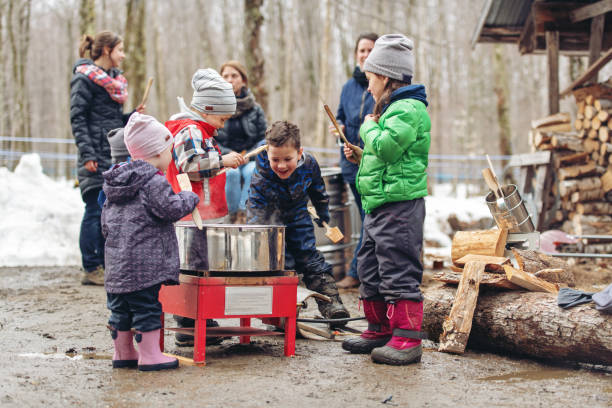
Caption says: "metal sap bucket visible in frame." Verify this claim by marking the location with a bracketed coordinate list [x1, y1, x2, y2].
[485, 184, 535, 233]
[313, 168, 356, 280]
[175, 222, 285, 272]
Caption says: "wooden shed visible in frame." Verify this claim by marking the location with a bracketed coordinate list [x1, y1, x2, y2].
[472, 0, 612, 114]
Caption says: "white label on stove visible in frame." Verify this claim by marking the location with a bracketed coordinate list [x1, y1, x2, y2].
[225, 286, 273, 315]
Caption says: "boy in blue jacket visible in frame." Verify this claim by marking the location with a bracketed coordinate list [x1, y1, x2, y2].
[247, 121, 349, 320]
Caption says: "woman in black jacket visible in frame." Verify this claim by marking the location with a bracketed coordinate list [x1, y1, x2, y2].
[217, 61, 267, 223]
[70, 31, 143, 285]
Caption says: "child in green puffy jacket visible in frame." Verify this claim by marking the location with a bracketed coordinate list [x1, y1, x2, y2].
[341, 34, 430, 366]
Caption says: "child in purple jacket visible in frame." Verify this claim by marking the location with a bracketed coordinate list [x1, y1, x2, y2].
[101, 112, 199, 371]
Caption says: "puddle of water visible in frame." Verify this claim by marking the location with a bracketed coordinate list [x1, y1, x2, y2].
[479, 369, 574, 383]
[18, 351, 112, 361]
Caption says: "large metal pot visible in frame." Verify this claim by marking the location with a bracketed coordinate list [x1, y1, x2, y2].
[175, 222, 285, 272]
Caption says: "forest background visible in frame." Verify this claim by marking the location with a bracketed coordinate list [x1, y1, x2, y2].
[0, 0, 599, 184]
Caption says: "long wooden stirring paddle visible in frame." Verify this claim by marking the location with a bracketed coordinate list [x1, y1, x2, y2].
[176, 173, 203, 230]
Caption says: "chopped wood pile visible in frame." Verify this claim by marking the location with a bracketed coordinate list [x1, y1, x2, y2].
[433, 229, 582, 357]
[529, 85, 612, 238]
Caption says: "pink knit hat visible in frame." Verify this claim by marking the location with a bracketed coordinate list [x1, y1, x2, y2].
[124, 112, 173, 160]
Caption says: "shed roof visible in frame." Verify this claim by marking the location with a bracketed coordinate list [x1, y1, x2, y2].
[472, 0, 612, 54]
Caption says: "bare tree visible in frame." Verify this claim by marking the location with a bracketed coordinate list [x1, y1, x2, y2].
[152, 1, 167, 120]
[79, 0, 95, 35]
[244, 0, 267, 112]
[123, 0, 146, 111]
[493, 44, 513, 167]
[314, 0, 332, 147]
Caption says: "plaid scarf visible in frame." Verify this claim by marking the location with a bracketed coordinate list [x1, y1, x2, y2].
[76, 63, 128, 104]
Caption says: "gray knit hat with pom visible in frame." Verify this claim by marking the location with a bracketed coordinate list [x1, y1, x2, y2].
[363, 34, 414, 82]
[190, 68, 236, 115]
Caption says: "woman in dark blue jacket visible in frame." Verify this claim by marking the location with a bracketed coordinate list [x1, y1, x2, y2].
[70, 31, 142, 285]
[333, 32, 378, 288]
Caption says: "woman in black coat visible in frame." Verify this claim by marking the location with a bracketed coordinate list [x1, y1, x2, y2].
[216, 61, 267, 223]
[70, 31, 143, 285]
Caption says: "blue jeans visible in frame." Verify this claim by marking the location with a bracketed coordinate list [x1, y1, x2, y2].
[347, 182, 365, 279]
[79, 188, 105, 272]
[225, 161, 256, 214]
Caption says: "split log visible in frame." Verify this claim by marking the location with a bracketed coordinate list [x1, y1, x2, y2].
[511, 248, 567, 273]
[451, 229, 508, 263]
[602, 169, 612, 193]
[554, 151, 589, 167]
[574, 118, 583, 131]
[557, 161, 597, 180]
[558, 176, 601, 197]
[585, 105, 597, 119]
[534, 268, 576, 287]
[536, 123, 573, 133]
[576, 201, 612, 215]
[423, 286, 612, 365]
[454, 254, 511, 273]
[533, 131, 552, 148]
[596, 109, 610, 122]
[601, 142, 612, 154]
[584, 139, 600, 153]
[531, 112, 570, 129]
[438, 261, 485, 354]
[432, 270, 521, 290]
[572, 214, 612, 235]
[594, 99, 612, 111]
[583, 118, 592, 130]
[571, 188, 604, 203]
[551, 134, 585, 151]
[592, 150, 600, 163]
[503, 265, 559, 293]
[598, 126, 610, 142]
[591, 117, 602, 131]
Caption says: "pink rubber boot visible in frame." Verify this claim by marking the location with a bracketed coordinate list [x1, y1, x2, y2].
[371, 300, 427, 365]
[342, 298, 391, 354]
[135, 329, 179, 371]
[111, 329, 139, 368]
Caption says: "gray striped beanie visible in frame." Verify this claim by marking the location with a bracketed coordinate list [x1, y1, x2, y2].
[363, 34, 414, 82]
[190, 68, 236, 115]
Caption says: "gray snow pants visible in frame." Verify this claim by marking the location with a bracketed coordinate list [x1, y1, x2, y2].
[357, 198, 425, 302]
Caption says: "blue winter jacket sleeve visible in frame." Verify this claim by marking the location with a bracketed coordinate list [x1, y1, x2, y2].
[307, 159, 330, 224]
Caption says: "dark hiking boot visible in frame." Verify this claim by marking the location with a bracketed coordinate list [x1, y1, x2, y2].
[342, 298, 391, 354]
[371, 300, 427, 365]
[304, 274, 350, 322]
[174, 317, 225, 347]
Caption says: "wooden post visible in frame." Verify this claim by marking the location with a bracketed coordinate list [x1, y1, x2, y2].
[588, 14, 605, 83]
[546, 30, 560, 114]
[438, 261, 485, 354]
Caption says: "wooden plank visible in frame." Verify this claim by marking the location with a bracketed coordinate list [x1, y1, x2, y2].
[503, 265, 559, 293]
[570, 0, 612, 23]
[438, 261, 485, 354]
[588, 14, 605, 82]
[519, 9, 537, 55]
[454, 254, 511, 273]
[561, 48, 612, 97]
[557, 161, 598, 180]
[547, 30, 560, 114]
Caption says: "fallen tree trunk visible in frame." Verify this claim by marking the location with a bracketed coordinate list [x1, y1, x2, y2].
[423, 285, 612, 366]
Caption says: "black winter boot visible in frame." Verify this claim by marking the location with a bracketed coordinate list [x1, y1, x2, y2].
[173, 316, 225, 347]
[304, 274, 350, 321]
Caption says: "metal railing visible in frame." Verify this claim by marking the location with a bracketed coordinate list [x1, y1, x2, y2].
[0, 136, 512, 193]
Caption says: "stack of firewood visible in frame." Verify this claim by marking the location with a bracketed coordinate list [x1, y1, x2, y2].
[529, 90, 612, 238]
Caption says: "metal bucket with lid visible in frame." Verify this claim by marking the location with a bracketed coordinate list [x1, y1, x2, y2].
[485, 184, 535, 233]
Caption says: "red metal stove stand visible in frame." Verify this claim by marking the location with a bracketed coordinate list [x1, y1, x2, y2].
[159, 273, 298, 365]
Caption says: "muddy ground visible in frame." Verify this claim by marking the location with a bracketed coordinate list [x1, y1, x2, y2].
[0, 265, 611, 408]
